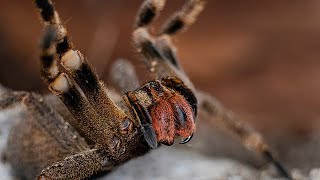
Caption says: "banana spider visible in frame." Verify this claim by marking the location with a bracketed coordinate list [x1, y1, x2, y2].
[0, 0, 291, 179]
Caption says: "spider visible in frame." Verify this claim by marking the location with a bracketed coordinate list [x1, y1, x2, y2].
[0, 0, 292, 179]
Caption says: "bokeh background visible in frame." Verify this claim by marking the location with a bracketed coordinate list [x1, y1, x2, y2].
[2, 0, 320, 173]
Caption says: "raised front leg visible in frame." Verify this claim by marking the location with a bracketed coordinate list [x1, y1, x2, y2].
[37, 23, 129, 156]
[131, 0, 292, 179]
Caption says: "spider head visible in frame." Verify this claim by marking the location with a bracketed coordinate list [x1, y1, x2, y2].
[125, 77, 197, 148]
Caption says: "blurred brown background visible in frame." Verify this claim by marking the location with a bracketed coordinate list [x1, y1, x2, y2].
[1, 0, 320, 141]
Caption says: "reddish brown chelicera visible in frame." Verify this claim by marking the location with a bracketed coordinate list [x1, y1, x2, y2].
[150, 92, 195, 145]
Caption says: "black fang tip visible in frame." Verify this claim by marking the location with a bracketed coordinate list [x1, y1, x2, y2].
[141, 124, 158, 149]
[179, 133, 193, 144]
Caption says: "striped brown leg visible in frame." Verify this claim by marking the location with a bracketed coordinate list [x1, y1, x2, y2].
[132, 0, 205, 87]
[156, 0, 205, 69]
[35, 0, 129, 154]
[133, 0, 204, 69]
[35, 0, 127, 120]
[39, 27, 110, 146]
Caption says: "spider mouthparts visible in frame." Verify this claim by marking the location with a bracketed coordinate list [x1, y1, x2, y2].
[179, 133, 193, 144]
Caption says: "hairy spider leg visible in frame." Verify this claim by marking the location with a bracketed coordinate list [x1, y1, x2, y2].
[35, 0, 128, 137]
[134, 0, 166, 29]
[37, 149, 110, 180]
[156, 3, 292, 178]
[134, 0, 204, 70]
[133, 0, 292, 179]
[157, 0, 205, 69]
[35, 0, 132, 155]
[132, 0, 200, 146]
[39, 27, 113, 148]
[133, 0, 197, 86]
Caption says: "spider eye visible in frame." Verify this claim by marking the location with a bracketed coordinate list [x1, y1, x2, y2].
[120, 119, 133, 134]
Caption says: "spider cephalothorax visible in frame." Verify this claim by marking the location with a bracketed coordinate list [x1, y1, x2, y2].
[125, 77, 196, 148]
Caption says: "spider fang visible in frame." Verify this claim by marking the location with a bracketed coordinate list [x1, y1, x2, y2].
[180, 133, 194, 144]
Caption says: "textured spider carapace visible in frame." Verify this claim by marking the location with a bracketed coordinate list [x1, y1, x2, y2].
[0, 0, 292, 179]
